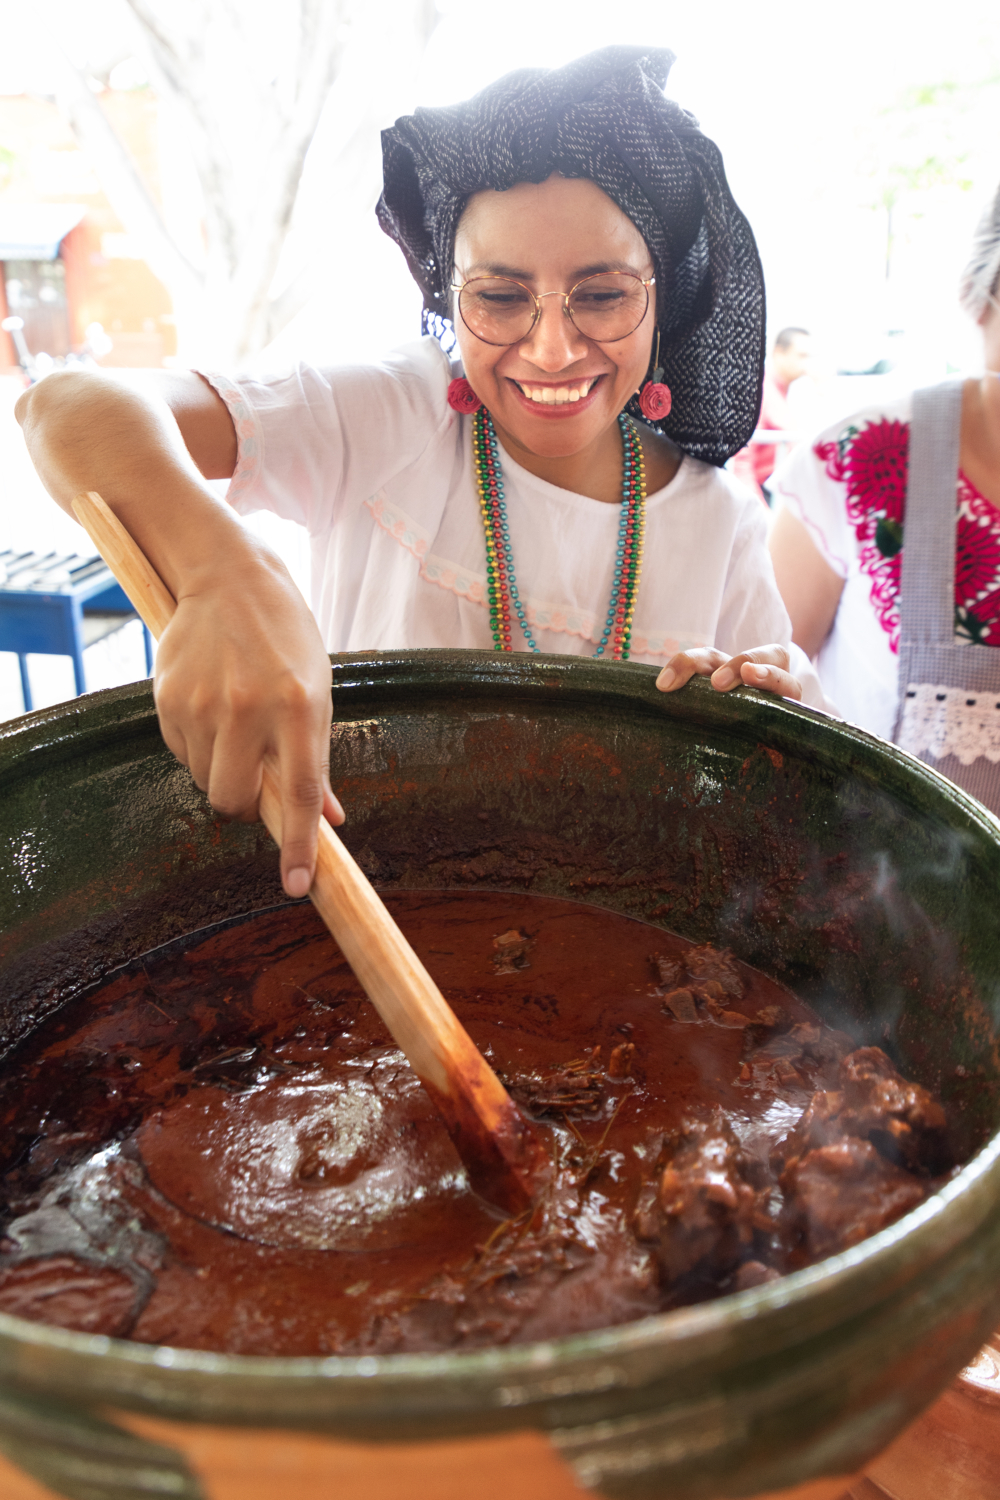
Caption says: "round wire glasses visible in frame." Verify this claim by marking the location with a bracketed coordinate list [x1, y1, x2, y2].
[452, 271, 655, 346]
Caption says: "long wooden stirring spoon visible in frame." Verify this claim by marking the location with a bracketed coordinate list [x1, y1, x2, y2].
[72, 490, 547, 1215]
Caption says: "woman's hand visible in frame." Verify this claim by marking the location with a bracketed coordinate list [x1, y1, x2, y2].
[154, 548, 344, 899]
[655, 644, 802, 701]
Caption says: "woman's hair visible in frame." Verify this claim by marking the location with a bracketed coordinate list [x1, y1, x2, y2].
[376, 46, 765, 467]
[959, 181, 1000, 319]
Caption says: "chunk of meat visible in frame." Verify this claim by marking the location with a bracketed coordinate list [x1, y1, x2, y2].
[704, 1003, 752, 1029]
[685, 945, 744, 1002]
[635, 1114, 759, 1283]
[686, 979, 751, 1027]
[512, 1068, 603, 1117]
[780, 1139, 928, 1260]
[838, 1048, 946, 1166]
[778, 1087, 843, 1162]
[660, 979, 751, 1028]
[783, 1023, 854, 1072]
[662, 988, 699, 1024]
[492, 929, 532, 974]
[650, 954, 683, 989]
[779, 1047, 947, 1171]
[655, 947, 757, 1029]
[509, 1047, 606, 1118]
[746, 1021, 854, 1093]
[0, 1255, 141, 1336]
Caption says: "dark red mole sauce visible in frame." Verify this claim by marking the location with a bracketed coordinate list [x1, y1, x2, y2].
[0, 893, 948, 1356]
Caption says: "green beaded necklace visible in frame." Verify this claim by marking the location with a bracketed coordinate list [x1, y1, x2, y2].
[471, 407, 646, 659]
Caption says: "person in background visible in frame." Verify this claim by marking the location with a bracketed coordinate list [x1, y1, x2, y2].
[731, 326, 812, 503]
[768, 182, 1000, 816]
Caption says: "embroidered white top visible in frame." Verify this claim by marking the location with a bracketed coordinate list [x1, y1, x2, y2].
[770, 395, 914, 742]
[205, 337, 825, 707]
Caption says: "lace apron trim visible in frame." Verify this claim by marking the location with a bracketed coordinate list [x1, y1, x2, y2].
[897, 684, 1000, 766]
[892, 379, 1000, 815]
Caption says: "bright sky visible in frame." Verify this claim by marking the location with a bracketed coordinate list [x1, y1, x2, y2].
[424, 0, 1000, 371]
[2, 0, 999, 375]
[261, 0, 1000, 381]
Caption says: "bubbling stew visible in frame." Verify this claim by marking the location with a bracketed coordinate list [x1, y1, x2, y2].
[0, 892, 950, 1355]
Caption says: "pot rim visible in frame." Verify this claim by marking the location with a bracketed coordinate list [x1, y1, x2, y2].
[4, 648, 1000, 838]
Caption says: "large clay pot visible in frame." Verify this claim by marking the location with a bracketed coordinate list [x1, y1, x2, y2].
[2, 650, 1000, 1500]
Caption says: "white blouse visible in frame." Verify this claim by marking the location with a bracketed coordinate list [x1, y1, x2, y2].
[205, 337, 825, 708]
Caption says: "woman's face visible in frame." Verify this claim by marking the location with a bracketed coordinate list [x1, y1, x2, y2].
[452, 175, 657, 460]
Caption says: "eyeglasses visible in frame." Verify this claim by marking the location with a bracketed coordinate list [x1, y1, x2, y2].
[451, 271, 655, 347]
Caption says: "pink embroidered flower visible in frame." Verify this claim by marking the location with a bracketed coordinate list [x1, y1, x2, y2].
[447, 377, 482, 414]
[639, 381, 672, 420]
[842, 418, 909, 524]
[956, 512, 1000, 601]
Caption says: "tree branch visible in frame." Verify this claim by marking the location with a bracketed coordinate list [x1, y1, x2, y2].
[38, 0, 441, 362]
[37, 18, 203, 301]
[228, 2, 350, 354]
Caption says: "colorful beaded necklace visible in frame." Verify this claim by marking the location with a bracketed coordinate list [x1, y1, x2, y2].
[471, 407, 646, 660]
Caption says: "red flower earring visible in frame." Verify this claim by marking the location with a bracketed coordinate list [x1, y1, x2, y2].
[447, 377, 482, 414]
[638, 331, 671, 421]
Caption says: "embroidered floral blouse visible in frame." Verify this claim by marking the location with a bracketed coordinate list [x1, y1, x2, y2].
[772, 392, 1000, 739]
[202, 337, 825, 707]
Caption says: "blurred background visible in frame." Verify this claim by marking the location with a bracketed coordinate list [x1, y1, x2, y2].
[1, 0, 999, 716]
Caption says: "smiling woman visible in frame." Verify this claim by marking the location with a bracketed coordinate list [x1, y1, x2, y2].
[15, 45, 828, 894]
[451, 178, 665, 485]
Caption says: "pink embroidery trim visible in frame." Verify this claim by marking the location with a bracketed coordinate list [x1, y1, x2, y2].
[771, 476, 851, 578]
[363, 491, 685, 657]
[364, 491, 484, 600]
[815, 419, 908, 654]
[200, 371, 262, 508]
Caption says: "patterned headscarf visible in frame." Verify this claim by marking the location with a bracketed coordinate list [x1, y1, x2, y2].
[376, 46, 765, 466]
[959, 181, 1000, 320]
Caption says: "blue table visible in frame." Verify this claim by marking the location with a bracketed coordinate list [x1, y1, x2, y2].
[0, 548, 153, 712]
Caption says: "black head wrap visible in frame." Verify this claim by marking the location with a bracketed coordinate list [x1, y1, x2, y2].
[377, 45, 765, 466]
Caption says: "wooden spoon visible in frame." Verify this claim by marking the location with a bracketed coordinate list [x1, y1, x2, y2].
[72, 490, 547, 1215]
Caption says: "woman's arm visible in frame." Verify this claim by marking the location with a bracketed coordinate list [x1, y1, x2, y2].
[15, 369, 342, 898]
[768, 506, 845, 660]
[107, 368, 240, 480]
